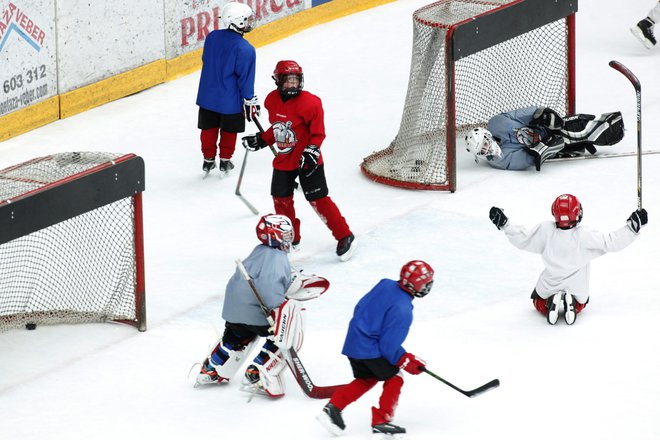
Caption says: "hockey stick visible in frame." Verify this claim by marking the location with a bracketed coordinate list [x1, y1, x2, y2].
[283, 347, 347, 399]
[546, 149, 660, 162]
[235, 149, 259, 215]
[609, 60, 643, 209]
[421, 367, 500, 398]
[235, 258, 343, 398]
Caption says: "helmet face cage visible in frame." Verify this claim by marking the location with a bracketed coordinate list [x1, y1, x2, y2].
[256, 214, 294, 251]
[465, 128, 500, 161]
[221, 3, 255, 33]
[272, 61, 304, 97]
[551, 194, 583, 229]
[398, 260, 435, 298]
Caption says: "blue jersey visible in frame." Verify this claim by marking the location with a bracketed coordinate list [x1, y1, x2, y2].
[342, 279, 414, 366]
[486, 106, 550, 170]
[196, 29, 256, 115]
[222, 245, 291, 326]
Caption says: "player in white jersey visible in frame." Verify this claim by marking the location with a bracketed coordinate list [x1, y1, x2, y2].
[489, 194, 648, 325]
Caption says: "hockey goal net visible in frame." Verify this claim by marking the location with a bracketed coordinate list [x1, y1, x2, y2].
[361, 0, 577, 191]
[0, 152, 146, 332]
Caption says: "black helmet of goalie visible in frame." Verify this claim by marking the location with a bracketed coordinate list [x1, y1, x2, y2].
[398, 260, 435, 298]
[551, 194, 583, 229]
[465, 128, 502, 162]
[272, 60, 304, 100]
[256, 214, 294, 252]
[221, 2, 255, 34]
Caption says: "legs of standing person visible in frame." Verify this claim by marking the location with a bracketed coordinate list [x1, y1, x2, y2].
[272, 169, 301, 244]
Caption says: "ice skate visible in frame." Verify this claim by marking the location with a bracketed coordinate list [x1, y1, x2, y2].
[337, 234, 357, 262]
[195, 358, 225, 386]
[563, 292, 577, 325]
[546, 292, 563, 325]
[316, 403, 345, 436]
[631, 18, 656, 49]
[202, 157, 216, 177]
[218, 159, 235, 175]
[372, 422, 407, 439]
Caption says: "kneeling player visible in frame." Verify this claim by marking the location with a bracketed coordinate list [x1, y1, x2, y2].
[489, 195, 648, 325]
[196, 214, 328, 397]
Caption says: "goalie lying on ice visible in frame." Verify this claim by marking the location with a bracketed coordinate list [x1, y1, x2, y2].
[195, 213, 329, 397]
[465, 106, 624, 171]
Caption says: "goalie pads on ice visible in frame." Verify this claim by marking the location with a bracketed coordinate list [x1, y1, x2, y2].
[204, 337, 260, 382]
[559, 112, 624, 148]
[272, 299, 306, 350]
[285, 270, 330, 301]
[245, 341, 287, 398]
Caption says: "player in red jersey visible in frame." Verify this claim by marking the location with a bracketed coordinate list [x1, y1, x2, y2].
[242, 60, 356, 261]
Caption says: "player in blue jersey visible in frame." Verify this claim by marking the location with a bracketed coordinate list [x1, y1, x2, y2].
[465, 106, 624, 171]
[196, 2, 260, 175]
[317, 261, 434, 438]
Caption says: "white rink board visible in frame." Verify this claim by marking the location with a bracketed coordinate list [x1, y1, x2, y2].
[164, 0, 307, 59]
[54, 0, 165, 93]
[0, 0, 57, 116]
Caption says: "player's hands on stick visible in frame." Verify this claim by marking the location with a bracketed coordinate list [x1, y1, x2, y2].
[397, 353, 426, 375]
[244, 96, 261, 122]
[627, 208, 648, 233]
[299, 144, 320, 177]
[489, 207, 508, 230]
[242, 133, 267, 151]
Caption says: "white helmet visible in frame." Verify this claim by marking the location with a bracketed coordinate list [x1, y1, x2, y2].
[221, 2, 255, 34]
[465, 128, 502, 162]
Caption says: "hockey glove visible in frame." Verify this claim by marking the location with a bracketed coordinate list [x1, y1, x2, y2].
[489, 206, 508, 230]
[397, 353, 426, 375]
[526, 134, 565, 171]
[627, 208, 648, 233]
[242, 133, 268, 152]
[532, 107, 564, 130]
[299, 145, 320, 177]
[243, 96, 261, 123]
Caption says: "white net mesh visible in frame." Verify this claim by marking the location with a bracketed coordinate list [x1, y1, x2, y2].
[362, 0, 571, 190]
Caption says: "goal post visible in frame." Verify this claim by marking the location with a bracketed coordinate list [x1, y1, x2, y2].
[0, 152, 147, 332]
[361, 0, 578, 191]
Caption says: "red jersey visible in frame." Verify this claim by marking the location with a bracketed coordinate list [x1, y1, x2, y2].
[261, 90, 326, 171]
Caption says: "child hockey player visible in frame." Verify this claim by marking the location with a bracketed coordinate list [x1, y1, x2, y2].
[317, 261, 434, 438]
[489, 195, 648, 325]
[195, 214, 328, 397]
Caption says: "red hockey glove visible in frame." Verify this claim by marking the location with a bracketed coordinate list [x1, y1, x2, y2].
[397, 353, 426, 375]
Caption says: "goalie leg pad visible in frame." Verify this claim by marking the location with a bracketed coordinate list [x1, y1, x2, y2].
[244, 339, 287, 397]
[560, 112, 624, 147]
[273, 299, 306, 350]
[209, 333, 260, 380]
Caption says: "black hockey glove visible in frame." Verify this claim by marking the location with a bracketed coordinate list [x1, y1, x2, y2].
[532, 107, 564, 130]
[489, 206, 508, 230]
[627, 208, 648, 233]
[243, 96, 260, 122]
[242, 133, 267, 152]
[299, 145, 320, 177]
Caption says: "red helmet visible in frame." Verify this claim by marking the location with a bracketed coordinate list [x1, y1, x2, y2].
[551, 194, 583, 229]
[272, 60, 304, 98]
[399, 260, 435, 298]
[256, 214, 294, 251]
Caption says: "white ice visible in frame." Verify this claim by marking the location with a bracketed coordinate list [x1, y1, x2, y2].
[1, 0, 659, 439]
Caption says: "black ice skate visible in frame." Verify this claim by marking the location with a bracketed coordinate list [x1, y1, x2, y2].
[202, 157, 216, 175]
[219, 159, 235, 173]
[336, 234, 357, 262]
[546, 292, 563, 325]
[563, 292, 577, 325]
[631, 18, 656, 49]
[372, 422, 407, 438]
[316, 403, 346, 436]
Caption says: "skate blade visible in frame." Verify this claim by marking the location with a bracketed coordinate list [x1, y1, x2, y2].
[372, 433, 406, 440]
[316, 413, 344, 437]
[339, 237, 358, 262]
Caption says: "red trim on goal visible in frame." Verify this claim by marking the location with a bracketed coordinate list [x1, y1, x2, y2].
[360, 166, 452, 191]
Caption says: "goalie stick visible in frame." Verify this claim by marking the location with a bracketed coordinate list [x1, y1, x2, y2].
[609, 60, 643, 209]
[422, 367, 500, 398]
[235, 259, 344, 398]
[546, 149, 660, 162]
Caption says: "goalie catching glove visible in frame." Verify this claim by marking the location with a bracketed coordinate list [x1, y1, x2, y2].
[243, 96, 261, 122]
[299, 145, 320, 177]
[397, 352, 426, 375]
[242, 133, 268, 151]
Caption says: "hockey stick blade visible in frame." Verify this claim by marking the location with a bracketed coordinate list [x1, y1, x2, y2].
[546, 149, 660, 162]
[235, 148, 259, 215]
[422, 368, 500, 398]
[284, 347, 346, 399]
[608, 61, 641, 90]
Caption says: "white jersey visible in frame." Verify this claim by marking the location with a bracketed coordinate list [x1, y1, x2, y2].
[502, 220, 637, 303]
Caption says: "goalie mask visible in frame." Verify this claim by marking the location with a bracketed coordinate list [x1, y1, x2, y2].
[256, 214, 294, 251]
[399, 260, 435, 298]
[551, 194, 583, 229]
[465, 128, 502, 162]
[220, 2, 255, 34]
[273, 60, 304, 100]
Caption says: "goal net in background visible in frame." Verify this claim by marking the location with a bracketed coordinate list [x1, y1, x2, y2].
[361, 0, 577, 191]
[0, 153, 146, 332]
